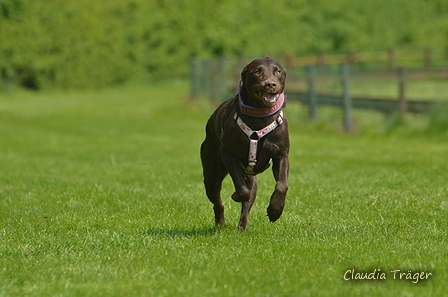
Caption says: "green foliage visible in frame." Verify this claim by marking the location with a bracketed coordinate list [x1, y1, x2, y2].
[427, 103, 448, 133]
[1, 0, 448, 89]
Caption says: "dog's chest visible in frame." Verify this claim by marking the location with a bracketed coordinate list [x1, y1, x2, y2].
[220, 117, 281, 173]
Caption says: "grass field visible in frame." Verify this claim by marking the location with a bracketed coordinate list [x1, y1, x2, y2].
[1, 82, 447, 296]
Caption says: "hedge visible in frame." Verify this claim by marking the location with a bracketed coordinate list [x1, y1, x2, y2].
[1, 0, 448, 89]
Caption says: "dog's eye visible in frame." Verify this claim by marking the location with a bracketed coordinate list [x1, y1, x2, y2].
[275, 70, 282, 75]
[253, 69, 262, 75]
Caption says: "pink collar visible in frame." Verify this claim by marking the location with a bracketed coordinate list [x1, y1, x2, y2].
[238, 91, 285, 117]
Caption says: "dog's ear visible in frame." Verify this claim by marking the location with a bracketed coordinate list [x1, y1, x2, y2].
[240, 65, 248, 83]
[264, 55, 271, 59]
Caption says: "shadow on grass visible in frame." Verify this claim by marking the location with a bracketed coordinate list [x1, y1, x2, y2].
[143, 224, 230, 238]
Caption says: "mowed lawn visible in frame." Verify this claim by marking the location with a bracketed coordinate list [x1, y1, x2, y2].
[0, 83, 447, 296]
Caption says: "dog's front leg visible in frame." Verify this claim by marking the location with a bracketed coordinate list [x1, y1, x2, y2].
[220, 149, 251, 202]
[267, 157, 289, 222]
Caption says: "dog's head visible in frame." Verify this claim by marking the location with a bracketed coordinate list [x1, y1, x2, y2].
[241, 57, 286, 107]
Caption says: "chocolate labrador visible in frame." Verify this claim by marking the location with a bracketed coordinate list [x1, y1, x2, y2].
[200, 57, 289, 231]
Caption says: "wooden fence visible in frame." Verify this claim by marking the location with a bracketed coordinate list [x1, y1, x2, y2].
[190, 49, 448, 101]
[287, 64, 448, 131]
[287, 92, 435, 114]
[190, 49, 448, 131]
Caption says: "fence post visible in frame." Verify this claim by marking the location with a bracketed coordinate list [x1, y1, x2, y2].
[318, 51, 326, 71]
[306, 65, 317, 121]
[348, 51, 357, 65]
[234, 58, 245, 93]
[341, 63, 352, 132]
[207, 56, 228, 106]
[189, 58, 200, 102]
[285, 53, 294, 69]
[200, 60, 210, 97]
[398, 67, 407, 118]
[218, 56, 227, 101]
[210, 59, 220, 106]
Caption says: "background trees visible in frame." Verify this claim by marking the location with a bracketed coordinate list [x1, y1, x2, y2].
[1, 0, 447, 89]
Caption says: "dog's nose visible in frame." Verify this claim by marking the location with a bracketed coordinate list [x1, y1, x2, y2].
[264, 81, 277, 89]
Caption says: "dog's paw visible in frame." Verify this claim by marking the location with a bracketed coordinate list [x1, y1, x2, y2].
[215, 216, 225, 226]
[267, 204, 284, 222]
[238, 221, 248, 231]
[231, 191, 250, 202]
[213, 204, 225, 225]
[238, 215, 249, 231]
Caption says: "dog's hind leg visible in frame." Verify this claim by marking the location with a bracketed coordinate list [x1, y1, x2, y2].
[201, 139, 227, 225]
[203, 164, 227, 225]
[238, 175, 258, 231]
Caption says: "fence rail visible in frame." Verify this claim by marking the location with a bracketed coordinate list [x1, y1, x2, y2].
[190, 49, 448, 103]
[286, 92, 437, 114]
[285, 49, 445, 69]
[288, 63, 448, 131]
[190, 49, 448, 131]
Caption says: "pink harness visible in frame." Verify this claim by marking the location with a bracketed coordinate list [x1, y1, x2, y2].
[234, 110, 284, 175]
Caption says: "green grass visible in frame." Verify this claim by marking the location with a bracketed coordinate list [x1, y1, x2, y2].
[1, 83, 447, 296]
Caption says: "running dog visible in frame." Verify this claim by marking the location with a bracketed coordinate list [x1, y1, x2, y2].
[200, 57, 289, 231]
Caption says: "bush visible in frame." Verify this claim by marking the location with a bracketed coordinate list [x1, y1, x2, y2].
[427, 103, 448, 133]
[1, 0, 448, 90]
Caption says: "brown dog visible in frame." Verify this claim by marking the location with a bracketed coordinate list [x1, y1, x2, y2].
[200, 57, 289, 231]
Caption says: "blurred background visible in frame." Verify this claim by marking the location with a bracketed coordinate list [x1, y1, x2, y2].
[1, 0, 448, 91]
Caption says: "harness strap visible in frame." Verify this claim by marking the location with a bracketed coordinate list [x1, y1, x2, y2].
[234, 111, 284, 175]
